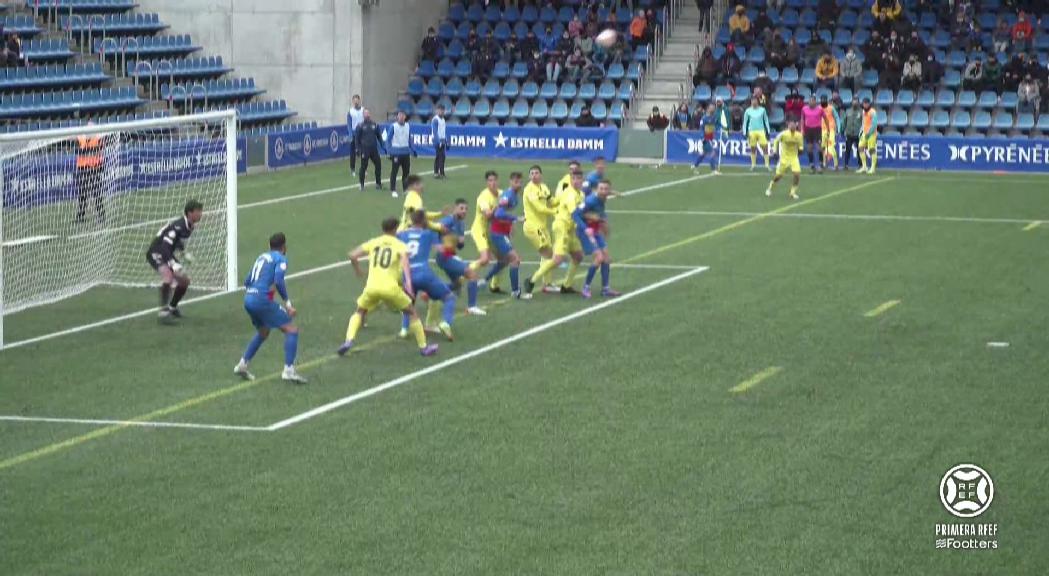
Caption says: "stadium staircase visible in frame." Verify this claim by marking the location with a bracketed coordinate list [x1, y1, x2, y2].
[1, 0, 300, 136]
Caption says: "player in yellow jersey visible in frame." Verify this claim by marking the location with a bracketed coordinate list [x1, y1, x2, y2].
[556, 160, 581, 193]
[820, 95, 841, 171]
[766, 118, 804, 200]
[472, 170, 505, 290]
[857, 97, 879, 174]
[521, 165, 559, 295]
[543, 169, 586, 294]
[398, 175, 445, 232]
[338, 217, 438, 357]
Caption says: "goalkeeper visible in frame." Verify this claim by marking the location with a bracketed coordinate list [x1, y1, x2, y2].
[146, 200, 203, 323]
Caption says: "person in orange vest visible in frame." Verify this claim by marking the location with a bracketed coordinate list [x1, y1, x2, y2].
[74, 125, 106, 223]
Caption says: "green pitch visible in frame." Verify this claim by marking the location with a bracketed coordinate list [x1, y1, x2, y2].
[2, 160, 1047, 575]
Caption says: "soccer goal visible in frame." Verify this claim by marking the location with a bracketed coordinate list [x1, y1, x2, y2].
[0, 110, 238, 349]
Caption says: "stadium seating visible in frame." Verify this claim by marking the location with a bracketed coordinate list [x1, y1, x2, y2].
[0, 86, 141, 118]
[0, 62, 108, 90]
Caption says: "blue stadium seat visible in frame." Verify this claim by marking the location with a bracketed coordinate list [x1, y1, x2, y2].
[531, 99, 549, 120]
[606, 62, 625, 81]
[957, 90, 977, 108]
[839, 88, 853, 106]
[1015, 112, 1035, 133]
[972, 110, 992, 131]
[597, 81, 615, 101]
[930, 109, 950, 131]
[425, 77, 444, 98]
[935, 89, 955, 107]
[993, 111, 1013, 130]
[590, 100, 607, 120]
[769, 106, 784, 125]
[740, 65, 758, 84]
[539, 81, 558, 100]
[417, 60, 436, 78]
[445, 77, 464, 98]
[472, 98, 491, 120]
[910, 109, 930, 130]
[861, 69, 879, 88]
[694, 84, 712, 102]
[492, 98, 511, 121]
[999, 93, 1018, 108]
[875, 89, 894, 107]
[951, 110, 971, 131]
[916, 89, 935, 107]
[713, 85, 732, 102]
[733, 86, 751, 104]
[559, 83, 577, 100]
[482, 79, 501, 99]
[550, 99, 569, 122]
[464, 79, 481, 99]
[492, 61, 510, 80]
[800, 67, 816, 85]
[520, 81, 539, 100]
[618, 83, 633, 102]
[578, 82, 596, 100]
[511, 98, 529, 120]
[1036, 114, 1049, 133]
[454, 59, 471, 78]
[453, 97, 471, 118]
[501, 79, 520, 99]
[511, 62, 529, 80]
[942, 69, 961, 89]
[977, 91, 998, 108]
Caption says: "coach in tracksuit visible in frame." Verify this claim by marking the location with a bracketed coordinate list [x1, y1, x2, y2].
[431, 104, 448, 179]
[388, 110, 416, 195]
[347, 94, 364, 175]
[353, 108, 386, 190]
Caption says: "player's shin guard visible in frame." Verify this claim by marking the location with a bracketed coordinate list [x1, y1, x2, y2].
[509, 267, 520, 292]
[284, 332, 299, 367]
[159, 284, 172, 308]
[346, 313, 363, 341]
[442, 294, 457, 325]
[600, 262, 610, 289]
[584, 265, 598, 287]
[243, 332, 265, 361]
[562, 260, 579, 287]
[467, 280, 479, 307]
[859, 150, 868, 169]
[485, 261, 507, 282]
[170, 281, 188, 308]
[869, 152, 877, 172]
[408, 317, 427, 348]
[531, 257, 559, 284]
[425, 300, 441, 327]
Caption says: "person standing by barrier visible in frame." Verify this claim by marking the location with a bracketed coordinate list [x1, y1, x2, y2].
[354, 108, 386, 191]
[388, 111, 416, 198]
[74, 124, 106, 223]
[347, 94, 364, 176]
[431, 104, 448, 179]
[801, 95, 825, 174]
[841, 99, 863, 170]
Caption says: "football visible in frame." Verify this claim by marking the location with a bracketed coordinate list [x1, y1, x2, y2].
[595, 29, 617, 48]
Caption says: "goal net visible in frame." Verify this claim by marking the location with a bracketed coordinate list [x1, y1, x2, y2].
[0, 110, 238, 348]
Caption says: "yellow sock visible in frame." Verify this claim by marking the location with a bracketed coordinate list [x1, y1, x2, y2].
[790, 185, 799, 196]
[750, 152, 757, 168]
[408, 317, 427, 348]
[468, 260, 482, 272]
[869, 152, 877, 172]
[764, 153, 770, 168]
[563, 260, 579, 287]
[531, 257, 559, 284]
[542, 266, 553, 286]
[346, 313, 363, 341]
[859, 150, 867, 169]
[425, 299, 441, 327]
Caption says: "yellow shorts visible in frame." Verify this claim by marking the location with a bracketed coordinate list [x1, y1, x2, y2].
[747, 131, 768, 149]
[552, 221, 582, 257]
[356, 284, 411, 312]
[471, 227, 490, 253]
[822, 131, 836, 148]
[523, 222, 552, 251]
[776, 157, 802, 175]
[859, 133, 878, 149]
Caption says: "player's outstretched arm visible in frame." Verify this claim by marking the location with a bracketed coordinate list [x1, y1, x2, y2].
[349, 246, 367, 279]
[400, 251, 414, 297]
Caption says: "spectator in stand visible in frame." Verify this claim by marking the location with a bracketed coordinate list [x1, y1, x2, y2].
[785, 37, 802, 69]
[768, 0, 785, 11]
[816, 0, 840, 32]
[993, 17, 1011, 54]
[421, 27, 440, 62]
[963, 57, 984, 90]
[574, 27, 594, 57]
[785, 87, 805, 122]
[565, 48, 594, 81]
[1012, 11, 1034, 52]
[984, 56, 1003, 92]
[816, 52, 840, 88]
[1018, 75, 1041, 114]
[694, 46, 720, 86]
[840, 47, 863, 92]
[576, 105, 601, 127]
[882, 52, 903, 90]
[806, 34, 829, 68]
[905, 30, 928, 62]
[629, 10, 649, 48]
[753, 8, 774, 43]
[610, 29, 628, 63]
[883, 30, 905, 63]
[695, 0, 713, 34]
[729, 5, 752, 46]
[902, 54, 923, 90]
[842, 99, 863, 169]
[672, 102, 692, 130]
[766, 29, 787, 68]
[753, 72, 774, 102]
[831, 90, 844, 110]
[721, 46, 742, 87]
[871, 0, 903, 35]
[5, 32, 22, 67]
[1004, 53, 1028, 91]
[923, 52, 943, 87]
[542, 27, 564, 82]
[568, 14, 584, 38]
[647, 106, 670, 131]
[521, 29, 540, 61]
[864, 30, 885, 72]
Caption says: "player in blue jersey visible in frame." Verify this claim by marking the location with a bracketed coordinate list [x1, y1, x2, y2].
[581, 156, 607, 195]
[573, 180, 621, 299]
[234, 233, 307, 383]
[692, 103, 721, 174]
[397, 209, 458, 341]
[484, 172, 530, 299]
[434, 198, 487, 318]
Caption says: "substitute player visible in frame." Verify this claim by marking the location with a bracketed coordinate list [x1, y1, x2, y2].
[399, 174, 445, 232]
[766, 118, 804, 200]
[398, 209, 457, 341]
[146, 199, 202, 323]
[234, 233, 307, 383]
[573, 180, 620, 299]
[692, 104, 721, 174]
[485, 172, 530, 299]
[821, 95, 841, 171]
[435, 199, 486, 316]
[338, 217, 438, 357]
[549, 169, 586, 294]
[522, 165, 559, 295]
[857, 97, 879, 174]
[743, 96, 772, 171]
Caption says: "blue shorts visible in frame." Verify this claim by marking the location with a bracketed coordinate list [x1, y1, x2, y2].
[410, 269, 451, 300]
[436, 253, 470, 282]
[244, 298, 291, 329]
[489, 233, 514, 256]
[576, 229, 607, 255]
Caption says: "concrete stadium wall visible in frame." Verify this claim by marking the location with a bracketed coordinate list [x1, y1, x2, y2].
[135, 0, 445, 125]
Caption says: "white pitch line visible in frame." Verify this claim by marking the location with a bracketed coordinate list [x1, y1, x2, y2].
[606, 209, 1043, 226]
[0, 414, 268, 432]
[616, 172, 714, 197]
[266, 266, 709, 430]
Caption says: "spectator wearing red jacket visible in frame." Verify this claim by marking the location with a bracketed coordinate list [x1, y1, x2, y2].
[1012, 11, 1034, 52]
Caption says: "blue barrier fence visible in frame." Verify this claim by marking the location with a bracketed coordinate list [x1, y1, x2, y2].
[266, 123, 619, 168]
[665, 131, 1049, 173]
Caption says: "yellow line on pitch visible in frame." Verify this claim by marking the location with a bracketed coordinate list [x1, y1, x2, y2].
[1023, 221, 1041, 231]
[729, 366, 783, 394]
[864, 299, 901, 318]
[621, 177, 895, 264]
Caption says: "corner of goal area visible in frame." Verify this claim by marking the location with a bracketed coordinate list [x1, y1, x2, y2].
[261, 262, 711, 432]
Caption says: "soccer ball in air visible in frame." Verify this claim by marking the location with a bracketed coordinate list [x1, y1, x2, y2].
[596, 29, 617, 48]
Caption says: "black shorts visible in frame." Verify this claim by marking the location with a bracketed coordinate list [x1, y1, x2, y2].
[147, 251, 166, 270]
[804, 128, 822, 144]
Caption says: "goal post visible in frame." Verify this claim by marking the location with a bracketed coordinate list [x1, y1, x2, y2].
[0, 110, 239, 349]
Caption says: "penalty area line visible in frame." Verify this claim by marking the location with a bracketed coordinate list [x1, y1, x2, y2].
[0, 415, 268, 432]
[265, 266, 710, 431]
